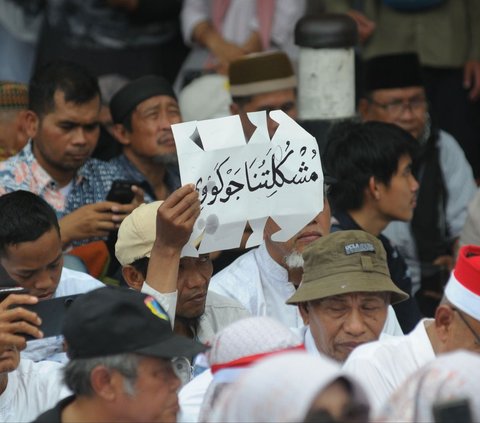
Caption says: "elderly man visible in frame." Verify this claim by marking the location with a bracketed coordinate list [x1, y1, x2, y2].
[287, 230, 408, 363]
[209, 189, 402, 335]
[115, 185, 250, 350]
[343, 244, 480, 413]
[229, 50, 297, 140]
[109, 75, 182, 202]
[0, 61, 143, 249]
[32, 287, 206, 423]
[0, 191, 104, 362]
[358, 53, 477, 316]
[325, 120, 422, 333]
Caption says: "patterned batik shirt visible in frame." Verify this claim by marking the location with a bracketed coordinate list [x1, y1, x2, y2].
[109, 153, 181, 203]
[0, 140, 119, 219]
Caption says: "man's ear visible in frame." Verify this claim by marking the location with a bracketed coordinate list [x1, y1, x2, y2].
[122, 265, 144, 291]
[358, 98, 370, 120]
[24, 111, 38, 139]
[111, 124, 132, 146]
[298, 303, 310, 325]
[90, 366, 117, 401]
[434, 304, 455, 345]
[367, 175, 381, 200]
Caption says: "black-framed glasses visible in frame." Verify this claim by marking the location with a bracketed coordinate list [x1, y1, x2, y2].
[451, 307, 480, 346]
[369, 95, 427, 117]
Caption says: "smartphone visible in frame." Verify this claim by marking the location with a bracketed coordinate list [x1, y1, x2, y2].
[19, 294, 82, 340]
[432, 398, 472, 423]
[106, 180, 139, 204]
[0, 286, 28, 302]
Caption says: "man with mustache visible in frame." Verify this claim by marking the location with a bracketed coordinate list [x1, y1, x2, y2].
[359, 53, 476, 317]
[325, 120, 422, 333]
[32, 287, 206, 423]
[109, 75, 183, 202]
[115, 185, 250, 383]
[0, 61, 143, 249]
[287, 230, 409, 363]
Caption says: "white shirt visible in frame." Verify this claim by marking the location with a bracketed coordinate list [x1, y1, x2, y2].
[22, 267, 104, 363]
[342, 319, 436, 414]
[141, 283, 251, 344]
[383, 130, 476, 294]
[209, 243, 403, 335]
[178, 323, 400, 423]
[0, 358, 70, 422]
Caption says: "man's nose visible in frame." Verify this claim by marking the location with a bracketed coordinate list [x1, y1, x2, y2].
[410, 174, 420, 192]
[343, 308, 367, 336]
[71, 127, 88, 145]
[33, 270, 56, 291]
[185, 270, 208, 289]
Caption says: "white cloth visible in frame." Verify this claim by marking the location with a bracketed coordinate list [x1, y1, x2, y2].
[376, 350, 480, 422]
[209, 243, 404, 335]
[342, 318, 436, 415]
[141, 283, 251, 344]
[383, 130, 476, 294]
[22, 267, 104, 363]
[0, 358, 70, 423]
[209, 243, 303, 328]
[179, 316, 302, 423]
[207, 351, 340, 423]
[179, 320, 395, 423]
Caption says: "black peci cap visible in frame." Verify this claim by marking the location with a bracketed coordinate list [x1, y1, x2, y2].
[63, 287, 206, 359]
[109, 75, 177, 124]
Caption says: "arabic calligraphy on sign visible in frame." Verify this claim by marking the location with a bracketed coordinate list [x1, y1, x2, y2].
[196, 141, 319, 207]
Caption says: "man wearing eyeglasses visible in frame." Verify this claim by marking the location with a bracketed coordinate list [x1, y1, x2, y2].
[358, 53, 476, 317]
[343, 244, 480, 414]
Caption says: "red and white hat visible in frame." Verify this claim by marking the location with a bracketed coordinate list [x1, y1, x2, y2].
[445, 245, 480, 320]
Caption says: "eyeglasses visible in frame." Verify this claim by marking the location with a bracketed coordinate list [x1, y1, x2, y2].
[369, 95, 427, 117]
[451, 307, 480, 346]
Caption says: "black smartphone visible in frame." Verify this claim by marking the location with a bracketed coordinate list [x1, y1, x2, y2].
[19, 294, 82, 340]
[106, 180, 139, 204]
[0, 286, 28, 302]
[432, 398, 472, 423]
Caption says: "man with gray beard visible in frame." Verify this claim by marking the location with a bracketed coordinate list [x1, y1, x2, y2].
[109, 75, 182, 202]
[209, 194, 403, 336]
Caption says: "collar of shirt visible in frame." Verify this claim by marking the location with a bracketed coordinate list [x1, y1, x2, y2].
[256, 242, 290, 284]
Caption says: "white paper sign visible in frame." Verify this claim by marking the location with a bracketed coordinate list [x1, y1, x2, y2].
[172, 110, 324, 256]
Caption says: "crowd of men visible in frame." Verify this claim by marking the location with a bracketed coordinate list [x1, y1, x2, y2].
[1, 3, 480, 422]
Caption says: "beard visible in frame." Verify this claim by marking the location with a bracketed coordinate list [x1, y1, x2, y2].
[153, 152, 178, 165]
[285, 251, 304, 269]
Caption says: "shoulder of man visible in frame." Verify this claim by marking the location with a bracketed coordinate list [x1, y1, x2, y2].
[56, 267, 104, 296]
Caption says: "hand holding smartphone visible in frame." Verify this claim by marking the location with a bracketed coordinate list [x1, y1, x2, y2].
[106, 180, 140, 204]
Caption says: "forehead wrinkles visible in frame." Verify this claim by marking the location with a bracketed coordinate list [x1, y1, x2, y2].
[315, 292, 388, 305]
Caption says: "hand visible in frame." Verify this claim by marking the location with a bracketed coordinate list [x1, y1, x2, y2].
[144, 185, 200, 295]
[60, 186, 144, 246]
[346, 10, 375, 44]
[0, 294, 43, 359]
[154, 184, 200, 253]
[463, 60, 480, 101]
